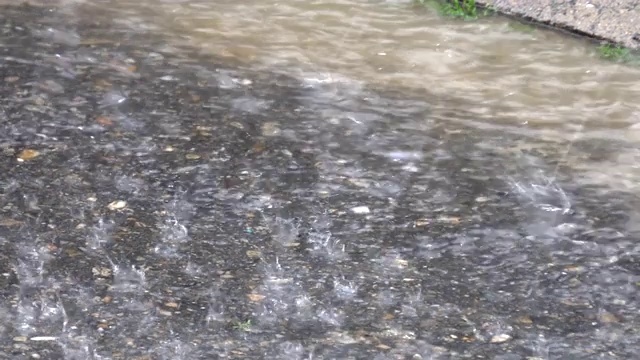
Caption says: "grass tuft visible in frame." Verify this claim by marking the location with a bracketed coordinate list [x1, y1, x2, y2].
[597, 43, 631, 62]
[415, 0, 492, 20]
[441, 0, 477, 19]
[233, 319, 252, 332]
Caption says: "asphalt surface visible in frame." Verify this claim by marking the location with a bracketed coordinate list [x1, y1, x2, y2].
[1, 2, 640, 359]
[478, 0, 640, 50]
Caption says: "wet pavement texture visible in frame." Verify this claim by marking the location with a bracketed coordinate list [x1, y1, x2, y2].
[2, 3, 640, 360]
[478, 0, 640, 50]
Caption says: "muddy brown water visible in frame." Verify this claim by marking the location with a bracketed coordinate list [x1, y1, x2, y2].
[1, 1, 640, 359]
[72, 0, 640, 192]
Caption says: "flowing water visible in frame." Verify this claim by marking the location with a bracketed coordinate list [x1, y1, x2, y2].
[74, 0, 640, 191]
[1, 0, 640, 359]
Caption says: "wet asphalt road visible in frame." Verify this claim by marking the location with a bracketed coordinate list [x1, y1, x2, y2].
[1, 3, 640, 359]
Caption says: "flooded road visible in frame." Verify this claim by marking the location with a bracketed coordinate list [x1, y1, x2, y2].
[1, 1, 640, 359]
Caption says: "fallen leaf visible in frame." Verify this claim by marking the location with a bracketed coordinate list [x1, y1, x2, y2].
[261, 122, 281, 137]
[94, 79, 112, 90]
[516, 315, 533, 325]
[247, 293, 265, 302]
[251, 142, 266, 154]
[462, 335, 476, 343]
[185, 153, 201, 160]
[394, 259, 408, 267]
[0, 219, 23, 227]
[92, 266, 112, 278]
[165, 301, 180, 309]
[230, 122, 244, 130]
[96, 116, 114, 126]
[598, 311, 620, 324]
[17, 149, 40, 161]
[564, 265, 584, 273]
[195, 126, 212, 137]
[107, 200, 127, 210]
[65, 248, 82, 258]
[437, 216, 460, 224]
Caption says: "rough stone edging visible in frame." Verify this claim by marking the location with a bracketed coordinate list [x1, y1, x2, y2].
[476, 0, 640, 50]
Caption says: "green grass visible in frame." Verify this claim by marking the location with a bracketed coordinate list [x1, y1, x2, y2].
[441, 0, 477, 19]
[232, 319, 252, 332]
[597, 43, 631, 62]
[595, 43, 640, 67]
[414, 0, 492, 20]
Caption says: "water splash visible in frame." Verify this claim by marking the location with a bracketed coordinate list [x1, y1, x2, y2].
[307, 230, 347, 260]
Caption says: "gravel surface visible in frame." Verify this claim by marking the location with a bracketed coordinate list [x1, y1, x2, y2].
[478, 0, 640, 49]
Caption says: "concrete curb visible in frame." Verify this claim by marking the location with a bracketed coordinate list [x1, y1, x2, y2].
[476, 0, 640, 50]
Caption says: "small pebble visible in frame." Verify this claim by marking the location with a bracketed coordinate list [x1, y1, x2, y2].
[107, 200, 127, 210]
[30, 336, 57, 342]
[17, 149, 40, 161]
[490, 334, 511, 343]
[350, 206, 370, 214]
